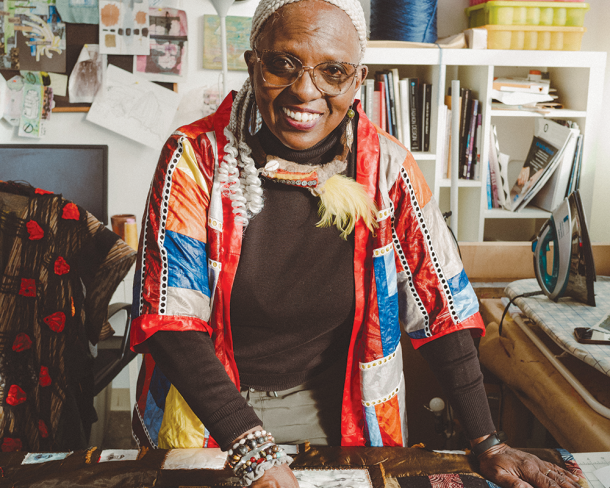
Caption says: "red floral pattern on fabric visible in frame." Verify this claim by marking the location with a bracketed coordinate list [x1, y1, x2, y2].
[38, 420, 49, 438]
[61, 203, 80, 220]
[429, 473, 465, 488]
[12, 333, 32, 352]
[6, 385, 27, 406]
[43, 312, 65, 333]
[1, 438, 22, 452]
[35, 188, 53, 195]
[39, 366, 51, 387]
[54, 256, 70, 275]
[26, 220, 44, 240]
[19, 278, 36, 297]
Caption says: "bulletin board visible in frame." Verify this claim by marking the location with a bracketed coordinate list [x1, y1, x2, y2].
[0, 23, 176, 113]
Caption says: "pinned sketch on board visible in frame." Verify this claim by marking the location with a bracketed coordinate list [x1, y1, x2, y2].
[18, 70, 53, 138]
[56, 0, 99, 25]
[69, 44, 105, 103]
[99, 0, 150, 55]
[1, 0, 65, 71]
[15, 7, 66, 72]
[3, 75, 24, 125]
[202, 15, 250, 71]
[134, 7, 187, 82]
[87, 64, 179, 148]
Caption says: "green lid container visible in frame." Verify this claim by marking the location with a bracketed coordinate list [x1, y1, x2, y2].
[466, 1, 590, 28]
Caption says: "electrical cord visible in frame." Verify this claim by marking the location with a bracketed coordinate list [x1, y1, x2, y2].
[498, 291, 544, 337]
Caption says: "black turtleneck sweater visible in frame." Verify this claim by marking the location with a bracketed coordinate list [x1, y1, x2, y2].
[145, 118, 495, 450]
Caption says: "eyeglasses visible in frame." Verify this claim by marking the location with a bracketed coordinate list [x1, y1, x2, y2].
[254, 49, 360, 96]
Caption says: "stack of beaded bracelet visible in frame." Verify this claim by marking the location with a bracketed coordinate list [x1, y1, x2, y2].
[226, 431, 292, 486]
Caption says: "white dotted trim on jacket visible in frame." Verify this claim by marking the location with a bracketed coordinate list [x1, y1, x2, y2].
[359, 349, 398, 371]
[398, 167, 460, 325]
[362, 385, 400, 407]
[208, 259, 222, 271]
[390, 200, 431, 337]
[373, 243, 393, 258]
[377, 207, 393, 222]
[157, 136, 184, 315]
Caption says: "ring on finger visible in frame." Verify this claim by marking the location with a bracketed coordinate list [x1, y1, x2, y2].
[545, 469, 553, 476]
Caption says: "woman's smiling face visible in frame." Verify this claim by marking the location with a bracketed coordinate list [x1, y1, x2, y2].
[245, 0, 367, 151]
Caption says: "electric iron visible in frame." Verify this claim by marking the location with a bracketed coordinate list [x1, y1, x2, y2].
[532, 190, 596, 306]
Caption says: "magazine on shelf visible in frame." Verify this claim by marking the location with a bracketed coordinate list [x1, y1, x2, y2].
[531, 122, 580, 212]
[509, 119, 574, 212]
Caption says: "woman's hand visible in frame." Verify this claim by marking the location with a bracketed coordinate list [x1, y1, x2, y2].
[250, 464, 299, 488]
[478, 443, 581, 488]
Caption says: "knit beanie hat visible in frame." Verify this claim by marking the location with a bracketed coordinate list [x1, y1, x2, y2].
[250, 0, 367, 57]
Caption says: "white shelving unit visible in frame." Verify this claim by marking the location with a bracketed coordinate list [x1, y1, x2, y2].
[362, 47, 606, 242]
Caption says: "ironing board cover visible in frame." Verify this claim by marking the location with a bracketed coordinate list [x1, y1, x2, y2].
[505, 277, 610, 378]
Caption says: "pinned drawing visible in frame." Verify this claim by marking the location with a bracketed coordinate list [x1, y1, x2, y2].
[1, 0, 63, 70]
[3, 75, 24, 126]
[99, 0, 150, 55]
[202, 15, 250, 71]
[56, 0, 99, 25]
[134, 7, 187, 82]
[87, 64, 179, 148]
[16, 7, 66, 72]
[69, 44, 105, 103]
[19, 70, 53, 138]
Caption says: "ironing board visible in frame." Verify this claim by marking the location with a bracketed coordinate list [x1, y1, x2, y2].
[505, 276, 610, 377]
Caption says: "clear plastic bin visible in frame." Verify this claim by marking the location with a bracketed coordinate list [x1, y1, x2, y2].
[466, 2, 589, 27]
[483, 24, 586, 50]
[470, 0, 584, 5]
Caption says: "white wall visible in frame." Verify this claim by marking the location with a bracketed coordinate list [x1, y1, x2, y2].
[2, 0, 607, 240]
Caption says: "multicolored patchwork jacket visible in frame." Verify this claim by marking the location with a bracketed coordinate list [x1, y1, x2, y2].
[130, 93, 485, 449]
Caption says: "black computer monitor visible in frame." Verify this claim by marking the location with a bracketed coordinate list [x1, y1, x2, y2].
[0, 144, 108, 224]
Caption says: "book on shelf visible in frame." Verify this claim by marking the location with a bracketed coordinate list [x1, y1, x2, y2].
[458, 88, 471, 174]
[421, 83, 432, 152]
[390, 68, 403, 146]
[509, 118, 574, 212]
[408, 78, 420, 151]
[474, 113, 482, 180]
[566, 134, 584, 197]
[399, 79, 411, 150]
[385, 70, 398, 139]
[440, 104, 450, 178]
[463, 98, 479, 179]
[371, 81, 384, 128]
[488, 129, 502, 208]
[493, 77, 550, 95]
[365, 79, 374, 119]
[531, 121, 580, 212]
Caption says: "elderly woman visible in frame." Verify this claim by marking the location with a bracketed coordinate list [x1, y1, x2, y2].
[129, 0, 582, 487]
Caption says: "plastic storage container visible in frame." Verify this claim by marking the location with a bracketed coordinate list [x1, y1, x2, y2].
[483, 24, 586, 50]
[466, 2, 589, 27]
[470, 0, 584, 5]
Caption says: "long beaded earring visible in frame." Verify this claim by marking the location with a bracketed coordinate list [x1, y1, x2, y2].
[249, 101, 263, 136]
[345, 106, 355, 150]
